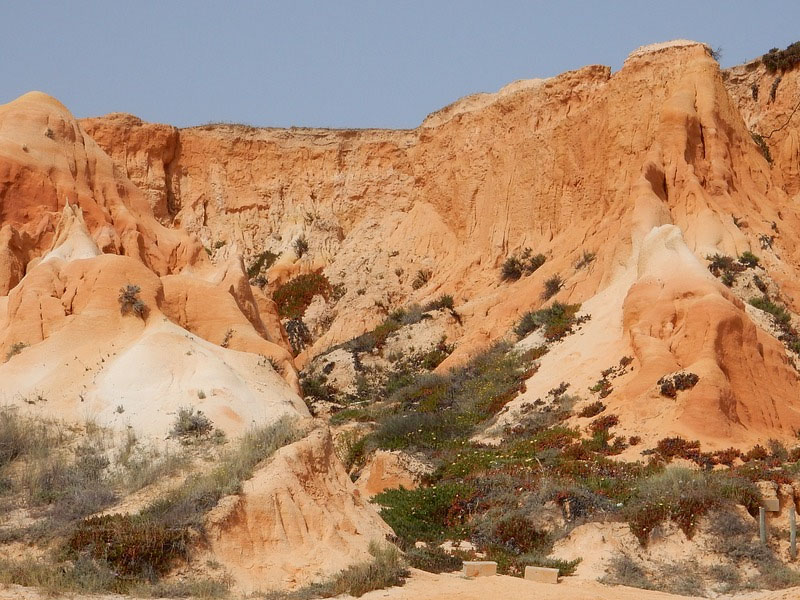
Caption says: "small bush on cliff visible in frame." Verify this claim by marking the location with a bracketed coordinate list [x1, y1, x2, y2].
[623, 468, 759, 545]
[283, 542, 409, 598]
[67, 515, 189, 580]
[657, 372, 699, 398]
[4, 341, 27, 363]
[412, 269, 432, 290]
[247, 250, 279, 279]
[118, 284, 147, 318]
[293, 235, 309, 258]
[738, 251, 760, 268]
[541, 275, 563, 300]
[749, 295, 791, 327]
[575, 250, 596, 270]
[285, 318, 312, 355]
[273, 273, 332, 319]
[762, 41, 800, 73]
[501, 249, 546, 282]
[170, 407, 213, 439]
[578, 401, 606, 418]
[751, 132, 773, 164]
[514, 302, 583, 341]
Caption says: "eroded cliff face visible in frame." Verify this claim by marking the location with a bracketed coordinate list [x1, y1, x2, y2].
[0, 90, 303, 437]
[78, 40, 800, 447]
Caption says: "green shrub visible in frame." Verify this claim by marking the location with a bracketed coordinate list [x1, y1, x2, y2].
[424, 294, 455, 312]
[289, 542, 408, 598]
[500, 256, 523, 281]
[4, 341, 27, 362]
[623, 468, 760, 545]
[475, 513, 549, 554]
[514, 302, 582, 340]
[391, 373, 451, 413]
[405, 546, 462, 573]
[500, 249, 546, 282]
[375, 484, 474, 546]
[601, 554, 655, 590]
[578, 401, 606, 418]
[738, 251, 760, 268]
[67, 514, 189, 578]
[575, 250, 596, 269]
[170, 407, 213, 439]
[657, 372, 699, 398]
[130, 577, 231, 598]
[293, 235, 309, 258]
[0, 557, 119, 595]
[750, 295, 791, 327]
[541, 275, 563, 300]
[247, 250, 279, 278]
[751, 132, 773, 164]
[300, 373, 337, 404]
[285, 318, 312, 355]
[762, 41, 800, 73]
[0, 408, 56, 467]
[273, 273, 332, 319]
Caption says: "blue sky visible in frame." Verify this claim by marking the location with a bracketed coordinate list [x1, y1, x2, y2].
[2, 1, 799, 128]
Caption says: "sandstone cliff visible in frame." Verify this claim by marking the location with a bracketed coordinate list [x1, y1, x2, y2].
[81, 40, 800, 447]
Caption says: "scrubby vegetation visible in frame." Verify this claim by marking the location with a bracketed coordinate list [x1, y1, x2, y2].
[293, 235, 309, 258]
[751, 132, 773, 164]
[514, 302, 587, 341]
[411, 268, 432, 290]
[4, 341, 27, 362]
[273, 273, 332, 319]
[657, 372, 699, 398]
[575, 250, 596, 270]
[118, 284, 147, 318]
[262, 542, 408, 599]
[170, 407, 214, 440]
[500, 248, 546, 282]
[541, 274, 563, 300]
[0, 409, 300, 596]
[762, 41, 800, 73]
[749, 294, 800, 354]
[247, 250, 280, 279]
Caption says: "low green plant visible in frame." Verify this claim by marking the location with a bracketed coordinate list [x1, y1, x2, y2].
[247, 250, 279, 278]
[293, 235, 309, 258]
[405, 546, 462, 573]
[514, 302, 582, 341]
[67, 514, 190, 578]
[623, 468, 760, 545]
[541, 275, 563, 300]
[762, 41, 800, 73]
[739, 251, 760, 268]
[170, 407, 213, 439]
[575, 250, 596, 269]
[500, 249, 546, 282]
[273, 273, 332, 319]
[750, 295, 791, 327]
[269, 542, 408, 599]
[375, 483, 474, 546]
[4, 341, 27, 362]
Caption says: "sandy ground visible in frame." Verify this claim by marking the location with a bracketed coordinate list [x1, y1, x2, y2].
[2, 570, 800, 600]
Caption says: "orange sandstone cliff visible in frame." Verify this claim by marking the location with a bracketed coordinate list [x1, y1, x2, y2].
[79, 40, 800, 448]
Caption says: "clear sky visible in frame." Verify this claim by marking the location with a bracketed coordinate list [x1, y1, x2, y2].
[2, 1, 799, 129]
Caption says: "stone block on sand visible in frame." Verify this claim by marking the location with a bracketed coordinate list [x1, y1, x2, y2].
[524, 566, 559, 583]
